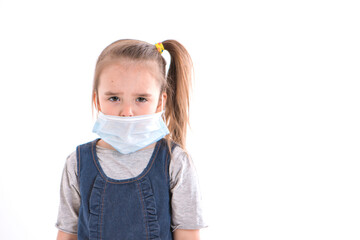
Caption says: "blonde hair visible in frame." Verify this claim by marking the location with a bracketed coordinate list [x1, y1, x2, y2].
[92, 39, 193, 153]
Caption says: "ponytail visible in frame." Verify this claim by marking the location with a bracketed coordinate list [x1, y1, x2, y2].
[162, 40, 193, 151]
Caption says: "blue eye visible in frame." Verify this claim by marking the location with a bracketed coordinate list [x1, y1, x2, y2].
[136, 97, 147, 103]
[108, 96, 120, 102]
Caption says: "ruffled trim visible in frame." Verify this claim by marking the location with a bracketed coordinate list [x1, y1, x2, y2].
[88, 175, 106, 240]
[140, 177, 161, 240]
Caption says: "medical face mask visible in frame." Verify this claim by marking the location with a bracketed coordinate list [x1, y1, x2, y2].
[92, 108, 169, 154]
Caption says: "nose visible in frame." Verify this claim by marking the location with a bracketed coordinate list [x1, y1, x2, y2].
[120, 103, 133, 117]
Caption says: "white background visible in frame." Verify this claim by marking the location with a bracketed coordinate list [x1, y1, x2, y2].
[0, 0, 359, 239]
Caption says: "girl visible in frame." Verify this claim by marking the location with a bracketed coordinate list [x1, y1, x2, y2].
[56, 39, 207, 240]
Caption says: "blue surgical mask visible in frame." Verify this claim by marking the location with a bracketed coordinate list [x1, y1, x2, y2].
[92, 110, 169, 154]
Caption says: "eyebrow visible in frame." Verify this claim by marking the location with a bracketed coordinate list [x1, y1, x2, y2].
[104, 91, 153, 97]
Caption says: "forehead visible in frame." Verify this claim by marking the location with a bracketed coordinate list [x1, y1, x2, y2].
[98, 60, 161, 92]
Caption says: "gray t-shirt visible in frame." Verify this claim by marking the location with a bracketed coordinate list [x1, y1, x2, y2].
[56, 143, 207, 234]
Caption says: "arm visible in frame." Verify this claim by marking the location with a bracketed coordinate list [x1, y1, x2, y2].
[173, 229, 200, 240]
[170, 148, 207, 240]
[56, 230, 77, 240]
[56, 152, 81, 239]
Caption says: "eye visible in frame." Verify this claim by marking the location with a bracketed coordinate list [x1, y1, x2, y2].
[108, 96, 120, 102]
[136, 97, 147, 103]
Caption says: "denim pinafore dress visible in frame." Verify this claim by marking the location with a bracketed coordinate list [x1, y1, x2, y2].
[76, 138, 175, 240]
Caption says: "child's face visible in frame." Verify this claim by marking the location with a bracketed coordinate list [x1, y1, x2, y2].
[96, 61, 166, 117]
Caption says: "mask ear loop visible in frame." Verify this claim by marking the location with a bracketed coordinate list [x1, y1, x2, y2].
[161, 94, 166, 122]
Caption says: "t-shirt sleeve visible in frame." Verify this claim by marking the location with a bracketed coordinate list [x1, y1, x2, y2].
[169, 146, 208, 231]
[55, 151, 80, 235]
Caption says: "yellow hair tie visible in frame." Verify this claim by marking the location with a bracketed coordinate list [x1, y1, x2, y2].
[155, 42, 164, 54]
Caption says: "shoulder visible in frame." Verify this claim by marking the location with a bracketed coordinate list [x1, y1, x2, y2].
[169, 145, 199, 190]
[63, 150, 78, 179]
[170, 145, 194, 170]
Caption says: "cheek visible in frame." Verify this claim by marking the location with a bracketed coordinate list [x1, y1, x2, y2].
[99, 105, 114, 115]
[138, 102, 158, 115]
[98, 99, 114, 114]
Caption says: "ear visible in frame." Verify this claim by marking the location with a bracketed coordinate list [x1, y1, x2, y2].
[93, 92, 101, 112]
[156, 92, 167, 112]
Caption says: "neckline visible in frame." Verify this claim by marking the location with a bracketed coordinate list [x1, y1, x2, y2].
[90, 138, 162, 184]
[95, 144, 155, 155]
